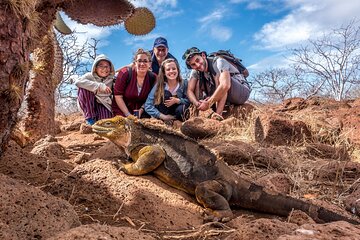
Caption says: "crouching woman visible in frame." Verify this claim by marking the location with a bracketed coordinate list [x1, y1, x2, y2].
[145, 58, 190, 121]
[75, 54, 114, 125]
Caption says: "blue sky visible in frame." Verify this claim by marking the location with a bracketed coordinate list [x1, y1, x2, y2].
[62, 0, 360, 75]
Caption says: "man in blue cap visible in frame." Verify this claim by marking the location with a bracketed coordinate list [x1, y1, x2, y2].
[149, 37, 177, 74]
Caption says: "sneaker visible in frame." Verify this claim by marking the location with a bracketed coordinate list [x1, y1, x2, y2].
[85, 118, 96, 125]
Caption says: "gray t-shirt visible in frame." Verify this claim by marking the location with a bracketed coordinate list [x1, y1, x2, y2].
[189, 57, 246, 98]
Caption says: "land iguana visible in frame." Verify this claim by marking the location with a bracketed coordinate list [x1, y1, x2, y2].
[92, 116, 359, 224]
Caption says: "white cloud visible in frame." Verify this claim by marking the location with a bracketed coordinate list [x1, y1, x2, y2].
[253, 1, 360, 50]
[254, 14, 315, 50]
[199, 8, 227, 24]
[210, 25, 232, 42]
[197, 7, 233, 42]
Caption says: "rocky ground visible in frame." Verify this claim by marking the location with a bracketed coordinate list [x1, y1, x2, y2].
[1, 96, 360, 239]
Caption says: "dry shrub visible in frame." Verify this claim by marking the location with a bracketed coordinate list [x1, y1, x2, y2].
[7, 0, 39, 19]
[6, 0, 43, 46]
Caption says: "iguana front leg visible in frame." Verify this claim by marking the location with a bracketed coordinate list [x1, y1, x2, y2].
[121, 145, 166, 175]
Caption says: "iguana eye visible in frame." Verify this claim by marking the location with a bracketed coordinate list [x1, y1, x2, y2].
[103, 122, 112, 127]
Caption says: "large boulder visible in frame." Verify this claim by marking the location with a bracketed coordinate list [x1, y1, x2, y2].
[181, 117, 223, 139]
[0, 141, 73, 186]
[254, 114, 311, 146]
[0, 174, 80, 240]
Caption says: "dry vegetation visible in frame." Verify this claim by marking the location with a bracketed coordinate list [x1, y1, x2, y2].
[2, 98, 360, 238]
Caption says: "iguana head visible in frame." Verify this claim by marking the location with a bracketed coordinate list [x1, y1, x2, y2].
[92, 115, 137, 148]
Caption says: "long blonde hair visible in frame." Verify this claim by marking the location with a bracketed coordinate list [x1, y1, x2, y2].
[154, 58, 183, 105]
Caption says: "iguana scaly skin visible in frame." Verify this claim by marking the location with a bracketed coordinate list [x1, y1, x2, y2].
[92, 116, 359, 224]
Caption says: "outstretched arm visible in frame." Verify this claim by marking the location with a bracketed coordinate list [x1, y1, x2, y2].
[114, 95, 131, 116]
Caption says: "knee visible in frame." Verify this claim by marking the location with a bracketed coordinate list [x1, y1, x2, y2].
[78, 88, 95, 101]
[78, 88, 93, 95]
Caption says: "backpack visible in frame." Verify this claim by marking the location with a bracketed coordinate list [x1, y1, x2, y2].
[197, 50, 249, 97]
[208, 50, 248, 78]
[112, 67, 156, 97]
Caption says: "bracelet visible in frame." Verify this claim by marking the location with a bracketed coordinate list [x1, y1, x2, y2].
[125, 112, 131, 117]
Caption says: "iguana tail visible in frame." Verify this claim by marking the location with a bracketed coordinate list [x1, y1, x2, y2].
[233, 182, 359, 224]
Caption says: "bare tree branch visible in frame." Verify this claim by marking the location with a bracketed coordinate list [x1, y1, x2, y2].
[291, 19, 360, 100]
[54, 31, 100, 113]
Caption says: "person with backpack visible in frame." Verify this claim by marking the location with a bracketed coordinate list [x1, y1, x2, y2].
[112, 48, 156, 118]
[182, 47, 251, 119]
[149, 37, 177, 74]
[144, 58, 190, 122]
[75, 54, 115, 125]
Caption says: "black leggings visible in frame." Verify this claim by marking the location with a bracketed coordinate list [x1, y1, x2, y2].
[155, 90, 189, 121]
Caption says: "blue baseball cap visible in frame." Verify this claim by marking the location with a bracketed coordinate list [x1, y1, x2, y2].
[153, 37, 168, 48]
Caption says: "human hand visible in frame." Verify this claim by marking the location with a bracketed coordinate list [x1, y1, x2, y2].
[98, 86, 112, 94]
[104, 86, 112, 94]
[164, 97, 180, 107]
[198, 99, 210, 111]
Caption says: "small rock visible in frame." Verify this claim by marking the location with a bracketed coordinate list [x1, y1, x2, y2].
[80, 124, 93, 134]
[73, 153, 90, 164]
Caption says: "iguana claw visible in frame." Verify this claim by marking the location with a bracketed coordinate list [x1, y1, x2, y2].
[117, 162, 125, 172]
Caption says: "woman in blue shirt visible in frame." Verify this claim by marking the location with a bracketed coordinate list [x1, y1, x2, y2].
[145, 58, 190, 121]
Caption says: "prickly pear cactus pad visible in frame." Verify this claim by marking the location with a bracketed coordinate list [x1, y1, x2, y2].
[62, 0, 134, 26]
[125, 7, 156, 35]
